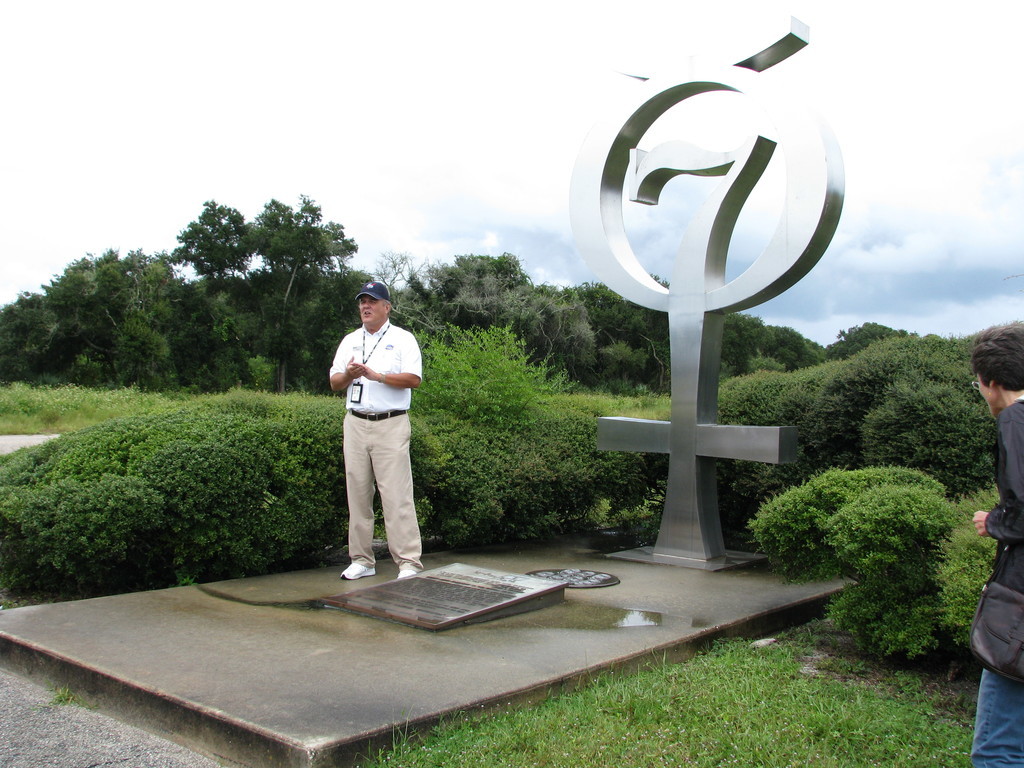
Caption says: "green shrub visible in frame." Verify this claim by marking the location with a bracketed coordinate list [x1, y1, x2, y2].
[0, 435, 65, 488]
[0, 475, 163, 594]
[718, 334, 987, 539]
[418, 326, 561, 430]
[717, 366, 831, 543]
[0, 392, 345, 594]
[138, 436, 278, 580]
[749, 466, 945, 582]
[824, 484, 960, 658]
[825, 484, 959, 582]
[936, 489, 999, 649]
[751, 467, 961, 659]
[418, 407, 656, 548]
[826, 586, 947, 660]
[0, 383, 662, 597]
[803, 334, 972, 471]
[862, 380, 993, 497]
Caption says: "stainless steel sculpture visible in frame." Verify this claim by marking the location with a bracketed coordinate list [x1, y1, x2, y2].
[570, 18, 845, 569]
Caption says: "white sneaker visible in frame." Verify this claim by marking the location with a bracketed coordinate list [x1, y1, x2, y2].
[341, 563, 376, 580]
[397, 568, 419, 580]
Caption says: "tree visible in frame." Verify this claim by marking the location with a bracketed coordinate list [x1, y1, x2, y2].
[405, 253, 532, 332]
[720, 314, 823, 377]
[173, 196, 359, 392]
[247, 196, 358, 391]
[172, 200, 252, 282]
[7, 250, 182, 388]
[721, 313, 770, 377]
[570, 281, 668, 391]
[0, 291, 58, 383]
[404, 254, 596, 379]
[826, 322, 911, 361]
[762, 325, 824, 371]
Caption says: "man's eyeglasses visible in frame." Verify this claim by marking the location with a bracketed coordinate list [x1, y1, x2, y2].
[972, 381, 982, 391]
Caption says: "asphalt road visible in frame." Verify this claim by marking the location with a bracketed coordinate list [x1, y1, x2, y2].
[0, 434, 59, 454]
[0, 667, 221, 768]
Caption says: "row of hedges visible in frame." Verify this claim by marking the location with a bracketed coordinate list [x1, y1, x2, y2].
[0, 328, 660, 597]
[750, 466, 997, 659]
[717, 333, 994, 546]
[0, 393, 347, 593]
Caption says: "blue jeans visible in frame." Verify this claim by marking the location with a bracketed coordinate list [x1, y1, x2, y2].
[973, 668, 1024, 766]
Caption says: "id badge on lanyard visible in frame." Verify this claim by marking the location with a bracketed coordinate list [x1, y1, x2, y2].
[350, 381, 363, 404]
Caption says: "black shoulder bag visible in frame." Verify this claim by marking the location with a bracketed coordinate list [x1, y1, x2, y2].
[971, 544, 1024, 683]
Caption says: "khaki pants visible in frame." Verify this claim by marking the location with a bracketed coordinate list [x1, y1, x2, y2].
[343, 412, 422, 570]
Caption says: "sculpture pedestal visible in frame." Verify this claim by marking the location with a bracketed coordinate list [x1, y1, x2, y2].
[607, 546, 766, 572]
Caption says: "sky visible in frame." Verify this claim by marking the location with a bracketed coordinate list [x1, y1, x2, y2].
[3, 1, 1024, 346]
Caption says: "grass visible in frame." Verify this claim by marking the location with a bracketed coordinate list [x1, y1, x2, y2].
[48, 684, 92, 708]
[0, 382, 185, 434]
[361, 620, 975, 768]
[546, 390, 671, 421]
[0, 383, 675, 436]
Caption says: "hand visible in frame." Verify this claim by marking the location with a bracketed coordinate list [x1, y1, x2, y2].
[345, 359, 379, 381]
[974, 510, 991, 537]
[345, 358, 367, 378]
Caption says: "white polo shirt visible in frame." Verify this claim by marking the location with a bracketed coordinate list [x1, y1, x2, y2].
[330, 322, 422, 413]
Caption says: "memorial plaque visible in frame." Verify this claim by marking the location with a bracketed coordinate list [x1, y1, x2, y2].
[320, 563, 565, 631]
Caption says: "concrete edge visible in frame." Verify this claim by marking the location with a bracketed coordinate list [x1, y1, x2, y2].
[0, 633, 306, 768]
[0, 589, 839, 768]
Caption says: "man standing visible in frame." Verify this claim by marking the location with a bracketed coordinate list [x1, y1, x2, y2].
[971, 323, 1024, 767]
[330, 281, 423, 580]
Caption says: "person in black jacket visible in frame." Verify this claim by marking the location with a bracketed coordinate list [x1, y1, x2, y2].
[970, 323, 1024, 767]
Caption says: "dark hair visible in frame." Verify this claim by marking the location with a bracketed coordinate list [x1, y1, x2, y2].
[971, 324, 1024, 391]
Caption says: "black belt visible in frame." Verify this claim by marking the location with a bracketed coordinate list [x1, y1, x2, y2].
[349, 409, 407, 421]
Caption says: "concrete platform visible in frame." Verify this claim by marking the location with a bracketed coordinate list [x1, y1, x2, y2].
[0, 534, 840, 768]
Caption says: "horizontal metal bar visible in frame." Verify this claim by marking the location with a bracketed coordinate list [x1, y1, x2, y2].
[697, 424, 798, 463]
[596, 417, 670, 453]
[596, 417, 797, 464]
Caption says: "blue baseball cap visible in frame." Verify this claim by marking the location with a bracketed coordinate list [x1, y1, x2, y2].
[355, 281, 390, 302]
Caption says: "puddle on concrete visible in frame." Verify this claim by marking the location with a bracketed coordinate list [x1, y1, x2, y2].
[545, 603, 665, 630]
[614, 609, 662, 627]
[204, 587, 676, 631]
[469, 600, 667, 631]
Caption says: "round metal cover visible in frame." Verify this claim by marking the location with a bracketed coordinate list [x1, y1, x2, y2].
[526, 568, 620, 588]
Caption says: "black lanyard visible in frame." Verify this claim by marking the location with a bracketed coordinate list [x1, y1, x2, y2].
[362, 324, 390, 364]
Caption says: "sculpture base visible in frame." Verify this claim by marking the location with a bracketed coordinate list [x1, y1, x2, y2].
[607, 546, 767, 571]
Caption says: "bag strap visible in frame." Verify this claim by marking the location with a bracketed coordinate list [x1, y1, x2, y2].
[991, 541, 1013, 585]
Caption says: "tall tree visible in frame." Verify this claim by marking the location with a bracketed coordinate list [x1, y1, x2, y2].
[0, 291, 58, 383]
[173, 196, 359, 392]
[173, 200, 252, 282]
[26, 250, 180, 388]
[248, 196, 358, 391]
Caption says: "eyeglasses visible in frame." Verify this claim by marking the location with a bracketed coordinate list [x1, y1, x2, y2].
[972, 381, 982, 391]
